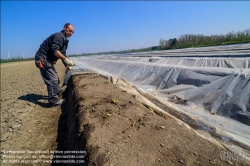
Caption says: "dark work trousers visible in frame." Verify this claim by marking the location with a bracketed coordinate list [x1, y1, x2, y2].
[40, 66, 61, 104]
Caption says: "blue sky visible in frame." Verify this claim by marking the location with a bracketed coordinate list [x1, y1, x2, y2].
[1, 1, 250, 59]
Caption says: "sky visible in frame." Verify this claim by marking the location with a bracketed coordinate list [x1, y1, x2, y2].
[1, 1, 250, 59]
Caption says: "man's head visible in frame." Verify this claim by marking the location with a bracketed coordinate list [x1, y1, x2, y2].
[63, 23, 74, 38]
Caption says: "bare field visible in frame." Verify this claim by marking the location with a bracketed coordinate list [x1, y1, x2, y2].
[1, 60, 248, 165]
[1, 61, 64, 165]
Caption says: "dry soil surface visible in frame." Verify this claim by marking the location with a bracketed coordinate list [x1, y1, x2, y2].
[1, 61, 248, 166]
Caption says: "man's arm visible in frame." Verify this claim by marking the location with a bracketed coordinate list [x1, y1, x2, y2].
[54, 50, 66, 60]
[51, 34, 74, 66]
[54, 50, 74, 66]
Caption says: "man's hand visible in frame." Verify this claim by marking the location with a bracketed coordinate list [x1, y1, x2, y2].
[66, 66, 73, 71]
[63, 58, 74, 66]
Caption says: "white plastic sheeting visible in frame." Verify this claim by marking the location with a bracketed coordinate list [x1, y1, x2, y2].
[67, 44, 250, 153]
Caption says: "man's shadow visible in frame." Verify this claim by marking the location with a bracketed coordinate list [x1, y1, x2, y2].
[18, 94, 51, 108]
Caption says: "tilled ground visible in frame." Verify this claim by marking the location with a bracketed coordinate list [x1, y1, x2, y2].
[1, 61, 65, 165]
[1, 61, 248, 166]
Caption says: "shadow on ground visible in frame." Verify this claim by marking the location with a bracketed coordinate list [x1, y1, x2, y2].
[18, 93, 51, 108]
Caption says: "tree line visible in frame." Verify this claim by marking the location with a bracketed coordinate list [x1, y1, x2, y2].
[0, 57, 34, 63]
[79, 28, 250, 56]
[1, 28, 249, 62]
[159, 28, 250, 50]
